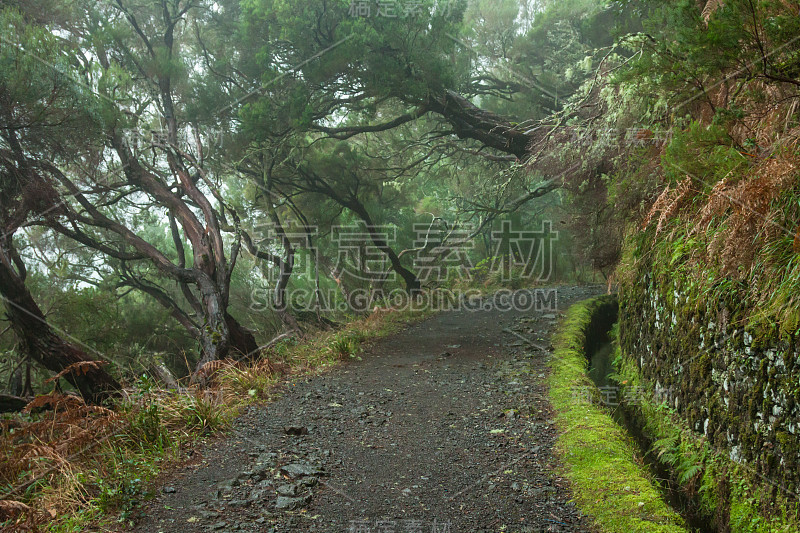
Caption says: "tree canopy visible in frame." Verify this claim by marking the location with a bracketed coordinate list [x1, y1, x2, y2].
[1, 0, 799, 395]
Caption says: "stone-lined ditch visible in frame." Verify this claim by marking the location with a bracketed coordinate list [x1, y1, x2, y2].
[583, 300, 715, 533]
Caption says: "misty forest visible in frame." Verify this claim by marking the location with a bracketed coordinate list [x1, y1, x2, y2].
[2, 0, 800, 531]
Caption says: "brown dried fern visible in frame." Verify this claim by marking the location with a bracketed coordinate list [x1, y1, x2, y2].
[23, 393, 84, 414]
[642, 176, 694, 236]
[45, 361, 108, 384]
[697, 154, 798, 274]
[195, 358, 240, 382]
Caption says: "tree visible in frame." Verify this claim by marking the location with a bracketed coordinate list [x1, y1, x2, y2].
[236, 136, 423, 293]
[0, 0, 263, 375]
[0, 7, 120, 401]
[52, 0, 266, 373]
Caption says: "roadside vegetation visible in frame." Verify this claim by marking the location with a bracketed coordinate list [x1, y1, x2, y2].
[0, 304, 431, 530]
[614, 344, 800, 533]
[548, 297, 800, 533]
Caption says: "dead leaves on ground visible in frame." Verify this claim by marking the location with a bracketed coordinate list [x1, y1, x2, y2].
[0, 499, 37, 532]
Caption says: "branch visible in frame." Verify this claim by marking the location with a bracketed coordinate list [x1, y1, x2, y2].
[310, 105, 429, 139]
[117, 263, 200, 336]
[41, 161, 196, 283]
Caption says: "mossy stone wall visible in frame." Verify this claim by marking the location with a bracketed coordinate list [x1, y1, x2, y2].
[619, 269, 800, 494]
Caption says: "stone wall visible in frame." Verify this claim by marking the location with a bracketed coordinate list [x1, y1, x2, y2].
[618, 270, 800, 494]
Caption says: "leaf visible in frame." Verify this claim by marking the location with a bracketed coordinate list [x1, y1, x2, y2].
[679, 464, 703, 484]
[46, 360, 108, 383]
[23, 392, 85, 413]
[0, 499, 31, 520]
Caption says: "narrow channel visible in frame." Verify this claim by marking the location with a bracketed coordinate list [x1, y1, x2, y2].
[585, 303, 715, 533]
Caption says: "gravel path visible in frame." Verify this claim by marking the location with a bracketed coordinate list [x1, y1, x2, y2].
[128, 285, 603, 533]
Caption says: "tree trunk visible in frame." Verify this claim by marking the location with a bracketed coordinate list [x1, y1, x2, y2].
[0, 393, 28, 413]
[428, 90, 534, 159]
[192, 280, 231, 374]
[0, 240, 120, 403]
[190, 278, 257, 369]
[148, 359, 179, 390]
[347, 201, 421, 292]
[225, 313, 259, 358]
[8, 357, 24, 397]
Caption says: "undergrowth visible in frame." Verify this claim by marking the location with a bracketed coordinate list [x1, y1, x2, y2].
[632, 118, 800, 340]
[0, 304, 431, 531]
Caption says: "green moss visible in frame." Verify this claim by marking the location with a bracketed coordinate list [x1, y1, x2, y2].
[547, 296, 687, 533]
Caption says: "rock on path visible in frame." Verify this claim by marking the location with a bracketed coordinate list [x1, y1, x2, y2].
[128, 285, 603, 533]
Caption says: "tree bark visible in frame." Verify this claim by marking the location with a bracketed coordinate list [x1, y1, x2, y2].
[313, 91, 536, 160]
[148, 359, 179, 390]
[226, 313, 259, 358]
[0, 393, 28, 413]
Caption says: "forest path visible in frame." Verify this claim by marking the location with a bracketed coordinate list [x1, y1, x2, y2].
[127, 285, 603, 533]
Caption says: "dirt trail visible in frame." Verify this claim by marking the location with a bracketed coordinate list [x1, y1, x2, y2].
[128, 285, 603, 533]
